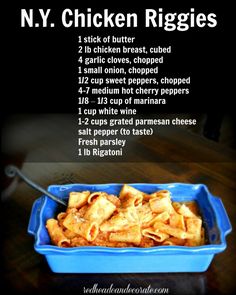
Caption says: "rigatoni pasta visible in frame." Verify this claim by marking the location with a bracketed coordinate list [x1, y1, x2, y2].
[68, 191, 90, 209]
[46, 185, 205, 247]
[46, 219, 71, 247]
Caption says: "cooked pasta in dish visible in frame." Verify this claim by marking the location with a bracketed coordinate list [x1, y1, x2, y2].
[46, 185, 205, 247]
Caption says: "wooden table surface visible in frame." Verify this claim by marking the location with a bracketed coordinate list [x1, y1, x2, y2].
[2, 158, 236, 294]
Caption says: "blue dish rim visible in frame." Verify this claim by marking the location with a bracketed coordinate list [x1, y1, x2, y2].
[28, 183, 232, 255]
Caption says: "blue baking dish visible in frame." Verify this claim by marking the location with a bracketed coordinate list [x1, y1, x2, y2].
[28, 183, 232, 273]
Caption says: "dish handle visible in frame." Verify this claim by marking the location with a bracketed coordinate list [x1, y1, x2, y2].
[210, 195, 232, 237]
[28, 198, 43, 236]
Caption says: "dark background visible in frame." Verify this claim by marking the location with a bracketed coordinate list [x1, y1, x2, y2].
[2, 7, 235, 163]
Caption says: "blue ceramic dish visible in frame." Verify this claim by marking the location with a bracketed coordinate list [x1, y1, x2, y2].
[28, 183, 232, 273]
